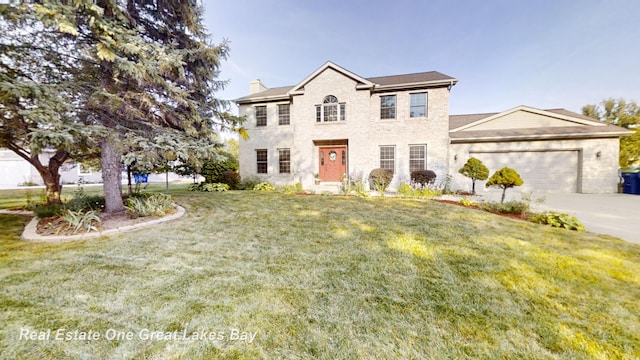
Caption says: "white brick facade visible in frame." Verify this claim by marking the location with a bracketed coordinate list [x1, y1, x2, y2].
[237, 63, 630, 194]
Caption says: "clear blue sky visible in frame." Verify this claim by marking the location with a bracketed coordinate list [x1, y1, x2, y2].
[204, 0, 640, 115]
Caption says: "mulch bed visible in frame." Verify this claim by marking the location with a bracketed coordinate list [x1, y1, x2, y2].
[436, 200, 527, 221]
[37, 211, 152, 236]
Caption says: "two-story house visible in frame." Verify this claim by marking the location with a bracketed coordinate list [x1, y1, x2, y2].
[236, 61, 631, 194]
[236, 61, 456, 189]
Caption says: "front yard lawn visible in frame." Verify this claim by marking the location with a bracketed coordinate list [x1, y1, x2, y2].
[1, 190, 639, 359]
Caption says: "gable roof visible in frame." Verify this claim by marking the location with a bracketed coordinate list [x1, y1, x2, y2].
[288, 61, 375, 95]
[235, 61, 457, 104]
[449, 106, 633, 142]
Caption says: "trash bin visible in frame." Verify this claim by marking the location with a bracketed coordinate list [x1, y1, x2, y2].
[621, 171, 640, 195]
[134, 173, 149, 184]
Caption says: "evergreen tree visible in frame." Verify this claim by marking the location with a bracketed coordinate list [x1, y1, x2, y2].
[4, 1, 244, 212]
[486, 167, 523, 203]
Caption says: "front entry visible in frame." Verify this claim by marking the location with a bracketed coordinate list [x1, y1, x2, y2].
[319, 146, 347, 182]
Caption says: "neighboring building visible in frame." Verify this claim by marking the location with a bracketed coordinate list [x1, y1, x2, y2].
[0, 149, 191, 189]
[236, 61, 632, 194]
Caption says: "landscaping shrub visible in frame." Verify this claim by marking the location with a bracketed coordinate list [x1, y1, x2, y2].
[458, 157, 489, 195]
[397, 182, 441, 198]
[530, 211, 585, 231]
[253, 182, 277, 192]
[411, 170, 437, 186]
[189, 183, 229, 192]
[279, 182, 304, 194]
[239, 175, 263, 190]
[200, 154, 238, 184]
[369, 168, 393, 192]
[125, 193, 174, 218]
[480, 201, 529, 215]
[66, 194, 106, 212]
[61, 209, 101, 234]
[220, 171, 241, 190]
[33, 203, 64, 218]
[458, 197, 477, 207]
[486, 167, 524, 203]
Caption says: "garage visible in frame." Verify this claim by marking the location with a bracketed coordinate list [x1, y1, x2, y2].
[470, 150, 580, 193]
[449, 106, 631, 194]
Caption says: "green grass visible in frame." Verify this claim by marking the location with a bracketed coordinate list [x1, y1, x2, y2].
[1, 191, 639, 359]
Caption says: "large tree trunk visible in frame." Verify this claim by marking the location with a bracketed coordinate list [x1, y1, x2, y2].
[101, 137, 125, 213]
[7, 143, 68, 205]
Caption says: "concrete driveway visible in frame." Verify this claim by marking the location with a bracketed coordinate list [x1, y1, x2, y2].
[475, 190, 639, 244]
[537, 192, 640, 244]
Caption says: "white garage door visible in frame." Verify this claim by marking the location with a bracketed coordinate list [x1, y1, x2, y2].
[471, 150, 579, 193]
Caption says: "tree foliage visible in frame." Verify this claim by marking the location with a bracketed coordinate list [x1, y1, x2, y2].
[486, 167, 523, 203]
[582, 98, 640, 168]
[458, 157, 489, 194]
[2, 2, 245, 212]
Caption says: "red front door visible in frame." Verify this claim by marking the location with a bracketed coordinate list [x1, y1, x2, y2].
[319, 146, 347, 182]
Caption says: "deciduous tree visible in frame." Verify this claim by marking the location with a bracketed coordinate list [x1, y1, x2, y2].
[582, 98, 640, 168]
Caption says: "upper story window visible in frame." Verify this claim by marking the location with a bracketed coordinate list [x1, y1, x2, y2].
[278, 104, 290, 125]
[380, 95, 396, 119]
[316, 95, 346, 122]
[410, 93, 427, 118]
[255, 106, 267, 127]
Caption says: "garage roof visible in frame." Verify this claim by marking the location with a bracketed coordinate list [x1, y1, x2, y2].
[450, 106, 633, 143]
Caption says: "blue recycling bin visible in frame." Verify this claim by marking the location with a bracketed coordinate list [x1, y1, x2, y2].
[134, 173, 149, 184]
[621, 171, 640, 195]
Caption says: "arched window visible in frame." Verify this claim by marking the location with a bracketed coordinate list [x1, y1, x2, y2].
[316, 95, 346, 122]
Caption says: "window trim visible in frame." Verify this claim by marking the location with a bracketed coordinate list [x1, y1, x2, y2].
[278, 104, 290, 125]
[278, 148, 291, 174]
[256, 149, 267, 174]
[380, 95, 396, 119]
[255, 106, 267, 127]
[409, 92, 427, 118]
[379, 145, 396, 173]
[409, 144, 427, 172]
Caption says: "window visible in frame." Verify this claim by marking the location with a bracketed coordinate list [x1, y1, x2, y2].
[379, 146, 395, 173]
[315, 95, 346, 122]
[278, 104, 290, 125]
[409, 145, 427, 171]
[255, 106, 267, 127]
[410, 93, 427, 118]
[380, 95, 396, 119]
[279, 149, 291, 174]
[256, 149, 267, 174]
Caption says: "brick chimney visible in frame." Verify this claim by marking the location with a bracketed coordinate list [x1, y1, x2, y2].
[249, 79, 268, 94]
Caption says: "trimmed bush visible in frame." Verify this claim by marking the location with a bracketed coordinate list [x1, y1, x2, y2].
[369, 168, 393, 192]
[486, 167, 524, 203]
[458, 158, 489, 195]
[530, 211, 585, 231]
[411, 170, 437, 186]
